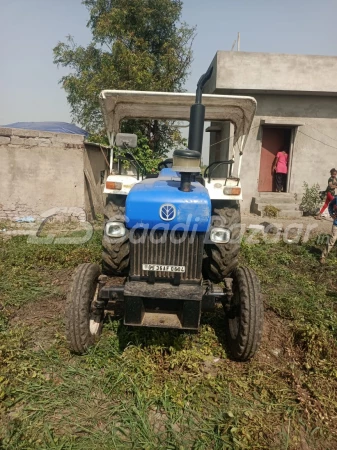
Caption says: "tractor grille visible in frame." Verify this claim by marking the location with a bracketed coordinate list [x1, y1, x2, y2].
[130, 230, 205, 282]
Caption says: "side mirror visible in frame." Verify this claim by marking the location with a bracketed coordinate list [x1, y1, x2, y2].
[115, 133, 138, 148]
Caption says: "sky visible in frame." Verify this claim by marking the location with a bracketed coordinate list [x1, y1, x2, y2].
[1, 0, 337, 127]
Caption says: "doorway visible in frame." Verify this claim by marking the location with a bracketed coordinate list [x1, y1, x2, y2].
[258, 127, 292, 192]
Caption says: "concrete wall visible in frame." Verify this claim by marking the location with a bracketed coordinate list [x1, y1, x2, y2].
[206, 51, 337, 96]
[0, 127, 108, 221]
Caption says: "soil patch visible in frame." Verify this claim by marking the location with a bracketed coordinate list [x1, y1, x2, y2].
[258, 307, 301, 367]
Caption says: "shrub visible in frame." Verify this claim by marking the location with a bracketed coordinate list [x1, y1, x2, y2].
[300, 182, 321, 215]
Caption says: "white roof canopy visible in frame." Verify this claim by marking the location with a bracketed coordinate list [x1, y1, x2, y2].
[99, 90, 256, 147]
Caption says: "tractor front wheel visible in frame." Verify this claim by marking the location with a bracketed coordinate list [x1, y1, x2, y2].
[224, 266, 263, 361]
[65, 263, 103, 354]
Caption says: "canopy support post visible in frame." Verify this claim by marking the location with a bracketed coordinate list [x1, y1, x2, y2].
[108, 132, 115, 174]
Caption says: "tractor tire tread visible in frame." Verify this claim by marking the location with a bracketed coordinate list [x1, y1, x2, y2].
[102, 195, 129, 276]
[225, 266, 263, 361]
[65, 263, 101, 354]
[203, 201, 241, 282]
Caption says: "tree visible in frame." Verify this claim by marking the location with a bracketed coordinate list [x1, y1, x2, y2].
[53, 0, 195, 156]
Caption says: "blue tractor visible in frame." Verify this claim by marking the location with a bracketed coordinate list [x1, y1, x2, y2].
[66, 68, 263, 361]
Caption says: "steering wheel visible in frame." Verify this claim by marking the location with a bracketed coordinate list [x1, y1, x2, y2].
[157, 158, 173, 171]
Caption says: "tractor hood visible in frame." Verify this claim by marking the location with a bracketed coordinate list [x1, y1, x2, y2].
[99, 90, 256, 149]
[125, 169, 211, 232]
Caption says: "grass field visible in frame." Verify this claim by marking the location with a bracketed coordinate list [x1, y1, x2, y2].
[1, 227, 337, 449]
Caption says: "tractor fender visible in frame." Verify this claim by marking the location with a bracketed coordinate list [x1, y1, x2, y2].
[204, 178, 243, 201]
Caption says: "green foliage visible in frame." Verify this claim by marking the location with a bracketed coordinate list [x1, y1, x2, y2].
[263, 204, 280, 218]
[53, 0, 196, 156]
[116, 132, 187, 174]
[86, 132, 109, 146]
[300, 181, 321, 215]
[116, 133, 161, 174]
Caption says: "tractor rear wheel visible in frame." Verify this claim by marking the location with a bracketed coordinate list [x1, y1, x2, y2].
[224, 266, 263, 361]
[102, 194, 129, 276]
[65, 263, 103, 354]
[203, 201, 241, 282]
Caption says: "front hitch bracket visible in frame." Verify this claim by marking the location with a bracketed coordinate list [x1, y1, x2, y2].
[222, 277, 234, 312]
[92, 274, 109, 314]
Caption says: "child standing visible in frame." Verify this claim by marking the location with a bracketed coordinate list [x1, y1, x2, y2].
[315, 168, 337, 220]
[320, 195, 337, 263]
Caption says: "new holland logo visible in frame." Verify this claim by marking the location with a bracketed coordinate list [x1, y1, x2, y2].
[159, 204, 176, 221]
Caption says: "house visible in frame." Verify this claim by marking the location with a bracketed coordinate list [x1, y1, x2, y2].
[204, 51, 337, 217]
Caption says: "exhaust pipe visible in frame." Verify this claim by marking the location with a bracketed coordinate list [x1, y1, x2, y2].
[173, 66, 213, 191]
[180, 172, 191, 192]
[187, 65, 213, 154]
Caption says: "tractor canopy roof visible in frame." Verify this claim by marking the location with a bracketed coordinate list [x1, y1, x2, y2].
[99, 90, 256, 148]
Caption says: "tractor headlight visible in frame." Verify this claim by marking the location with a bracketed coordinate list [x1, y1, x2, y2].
[105, 221, 126, 238]
[210, 227, 231, 243]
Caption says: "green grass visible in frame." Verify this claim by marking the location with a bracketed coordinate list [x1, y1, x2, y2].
[1, 232, 337, 449]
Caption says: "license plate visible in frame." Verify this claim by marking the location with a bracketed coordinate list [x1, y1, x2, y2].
[142, 264, 185, 273]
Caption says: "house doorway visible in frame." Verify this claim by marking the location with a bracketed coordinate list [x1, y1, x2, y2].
[258, 127, 292, 192]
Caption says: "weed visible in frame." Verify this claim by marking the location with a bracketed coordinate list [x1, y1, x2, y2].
[263, 204, 280, 218]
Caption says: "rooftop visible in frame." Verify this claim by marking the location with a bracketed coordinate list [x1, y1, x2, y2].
[205, 51, 337, 96]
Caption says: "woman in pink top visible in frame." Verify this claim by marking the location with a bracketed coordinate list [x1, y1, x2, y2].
[272, 149, 288, 192]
